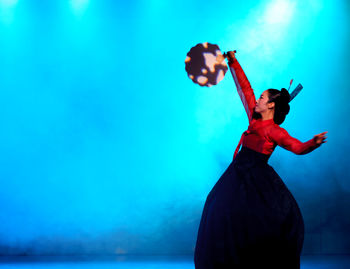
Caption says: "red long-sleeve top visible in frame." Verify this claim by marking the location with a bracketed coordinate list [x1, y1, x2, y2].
[229, 58, 320, 159]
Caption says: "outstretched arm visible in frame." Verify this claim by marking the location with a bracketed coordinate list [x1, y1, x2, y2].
[227, 51, 256, 123]
[269, 127, 327, 155]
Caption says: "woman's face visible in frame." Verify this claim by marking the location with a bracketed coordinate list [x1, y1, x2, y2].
[254, 90, 274, 113]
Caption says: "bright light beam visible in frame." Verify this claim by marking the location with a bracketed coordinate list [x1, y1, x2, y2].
[0, 0, 18, 8]
[0, 0, 18, 24]
[263, 0, 295, 25]
[70, 0, 89, 17]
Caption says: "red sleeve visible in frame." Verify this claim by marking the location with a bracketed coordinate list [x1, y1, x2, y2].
[228, 58, 256, 123]
[269, 126, 320, 155]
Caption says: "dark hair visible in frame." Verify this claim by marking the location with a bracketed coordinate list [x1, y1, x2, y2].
[267, 88, 291, 125]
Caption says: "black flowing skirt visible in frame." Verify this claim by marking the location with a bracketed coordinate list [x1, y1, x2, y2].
[194, 146, 304, 269]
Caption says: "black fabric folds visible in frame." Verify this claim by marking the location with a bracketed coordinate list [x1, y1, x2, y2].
[194, 146, 304, 269]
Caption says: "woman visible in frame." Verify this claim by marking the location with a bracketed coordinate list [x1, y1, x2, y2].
[194, 51, 327, 269]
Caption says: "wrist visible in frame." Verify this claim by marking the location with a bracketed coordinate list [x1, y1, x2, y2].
[227, 57, 236, 66]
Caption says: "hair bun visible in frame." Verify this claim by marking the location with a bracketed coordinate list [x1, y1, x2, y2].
[278, 88, 290, 115]
[280, 88, 291, 103]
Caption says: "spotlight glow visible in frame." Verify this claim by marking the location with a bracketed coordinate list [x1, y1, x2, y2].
[0, 0, 18, 8]
[263, 0, 295, 24]
[70, 0, 89, 16]
[0, 0, 18, 24]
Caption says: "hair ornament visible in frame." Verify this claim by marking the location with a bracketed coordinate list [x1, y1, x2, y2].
[287, 78, 303, 102]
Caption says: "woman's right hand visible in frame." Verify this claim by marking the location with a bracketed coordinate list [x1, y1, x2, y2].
[226, 50, 236, 63]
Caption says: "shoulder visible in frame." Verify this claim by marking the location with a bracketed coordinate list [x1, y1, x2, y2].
[270, 123, 287, 132]
[267, 124, 289, 140]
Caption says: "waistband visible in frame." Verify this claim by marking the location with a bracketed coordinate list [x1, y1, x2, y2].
[234, 146, 270, 164]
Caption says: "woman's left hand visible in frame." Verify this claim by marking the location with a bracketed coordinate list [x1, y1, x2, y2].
[313, 131, 328, 145]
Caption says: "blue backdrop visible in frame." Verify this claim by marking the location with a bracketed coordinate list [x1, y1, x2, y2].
[0, 0, 349, 255]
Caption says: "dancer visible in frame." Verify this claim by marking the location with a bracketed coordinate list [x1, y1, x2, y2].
[194, 51, 327, 269]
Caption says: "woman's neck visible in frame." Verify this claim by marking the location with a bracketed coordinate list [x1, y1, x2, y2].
[260, 110, 274, 121]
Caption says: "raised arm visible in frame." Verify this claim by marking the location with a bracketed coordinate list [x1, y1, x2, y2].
[227, 52, 256, 123]
[269, 126, 324, 155]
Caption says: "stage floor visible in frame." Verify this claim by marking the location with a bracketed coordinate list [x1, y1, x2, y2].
[0, 255, 349, 268]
